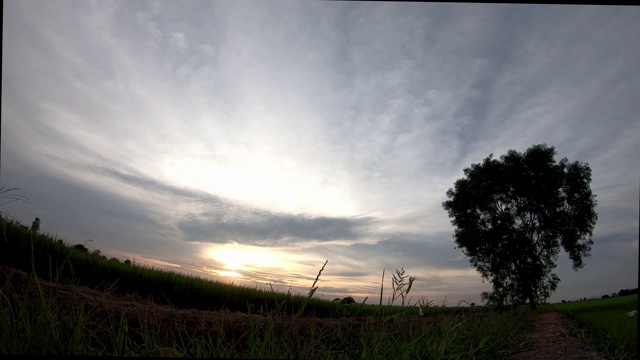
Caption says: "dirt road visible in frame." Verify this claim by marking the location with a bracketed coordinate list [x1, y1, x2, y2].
[506, 309, 604, 360]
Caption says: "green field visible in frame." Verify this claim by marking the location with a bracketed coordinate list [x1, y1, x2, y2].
[0, 215, 538, 357]
[552, 295, 638, 359]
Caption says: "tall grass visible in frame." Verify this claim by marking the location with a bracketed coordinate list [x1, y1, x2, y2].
[0, 216, 485, 318]
[1, 215, 536, 357]
[0, 186, 30, 206]
[0, 258, 535, 358]
[552, 295, 638, 360]
[0, 216, 337, 316]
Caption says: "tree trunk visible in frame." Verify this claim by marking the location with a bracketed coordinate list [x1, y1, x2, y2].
[521, 280, 537, 310]
[528, 293, 537, 310]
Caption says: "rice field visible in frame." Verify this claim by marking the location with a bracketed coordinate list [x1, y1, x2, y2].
[0, 215, 541, 357]
[552, 294, 638, 359]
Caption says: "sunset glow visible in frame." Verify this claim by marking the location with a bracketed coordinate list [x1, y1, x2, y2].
[207, 244, 283, 273]
[214, 270, 243, 279]
[3, 1, 637, 305]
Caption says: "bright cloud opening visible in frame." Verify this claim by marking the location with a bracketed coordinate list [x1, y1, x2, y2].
[206, 243, 285, 273]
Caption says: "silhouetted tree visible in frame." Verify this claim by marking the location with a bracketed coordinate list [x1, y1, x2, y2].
[340, 296, 356, 305]
[618, 288, 638, 297]
[443, 144, 597, 310]
[73, 244, 89, 253]
[31, 217, 40, 232]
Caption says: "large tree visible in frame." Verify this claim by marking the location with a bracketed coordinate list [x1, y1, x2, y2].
[442, 144, 597, 310]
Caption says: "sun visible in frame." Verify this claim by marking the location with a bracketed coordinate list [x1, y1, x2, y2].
[206, 244, 282, 276]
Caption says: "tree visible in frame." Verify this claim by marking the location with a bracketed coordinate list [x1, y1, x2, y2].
[442, 144, 597, 310]
[339, 296, 356, 305]
[31, 217, 40, 233]
[73, 244, 89, 253]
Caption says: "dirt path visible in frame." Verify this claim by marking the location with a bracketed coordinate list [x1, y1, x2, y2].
[506, 309, 605, 360]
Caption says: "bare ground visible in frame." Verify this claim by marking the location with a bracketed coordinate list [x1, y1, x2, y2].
[506, 309, 605, 360]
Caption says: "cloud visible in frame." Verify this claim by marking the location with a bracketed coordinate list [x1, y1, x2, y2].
[2, 2, 638, 305]
[177, 209, 379, 246]
[35, 160, 384, 247]
[169, 32, 188, 50]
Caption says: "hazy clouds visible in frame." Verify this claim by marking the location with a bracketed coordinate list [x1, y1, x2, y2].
[2, 1, 638, 304]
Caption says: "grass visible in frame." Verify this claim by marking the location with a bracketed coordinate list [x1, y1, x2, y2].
[1, 214, 537, 357]
[0, 215, 332, 316]
[552, 295, 638, 360]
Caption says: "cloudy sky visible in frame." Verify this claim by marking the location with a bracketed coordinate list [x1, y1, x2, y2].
[2, 1, 638, 305]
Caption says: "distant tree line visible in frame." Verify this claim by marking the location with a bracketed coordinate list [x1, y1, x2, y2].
[70, 242, 133, 265]
[561, 288, 638, 303]
[603, 288, 639, 299]
[20, 216, 136, 266]
[616, 288, 638, 297]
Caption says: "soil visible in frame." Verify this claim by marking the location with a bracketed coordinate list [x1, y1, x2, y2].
[1, 265, 607, 358]
[506, 309, 605, 360]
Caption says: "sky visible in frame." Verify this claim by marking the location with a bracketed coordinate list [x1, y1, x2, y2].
[2, 1, 638, 306]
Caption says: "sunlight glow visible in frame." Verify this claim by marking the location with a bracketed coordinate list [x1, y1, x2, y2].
[214, 270, 243, 278]
[206, 244, 284, 273]
[163, 154, 357, 216]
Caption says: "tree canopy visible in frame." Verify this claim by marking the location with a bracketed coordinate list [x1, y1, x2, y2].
[442, 144, 597, 310]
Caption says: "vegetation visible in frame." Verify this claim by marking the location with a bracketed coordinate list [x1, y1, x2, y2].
[616, 288, 638, 297]
[0, 186, 30, 206]
[0, 214, 537, 357]
[0, 216, 319, 315]
[552, 295, 638, 360]
[442, 144, 597, 310]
